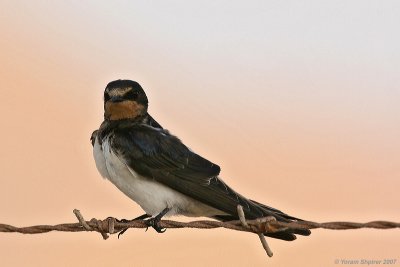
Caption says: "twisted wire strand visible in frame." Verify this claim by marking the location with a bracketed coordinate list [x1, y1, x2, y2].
[1, 208, 398, 257]
[3, 219, 397, 233]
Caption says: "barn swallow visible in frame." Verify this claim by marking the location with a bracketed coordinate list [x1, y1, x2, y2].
[91, 79, 311, 241]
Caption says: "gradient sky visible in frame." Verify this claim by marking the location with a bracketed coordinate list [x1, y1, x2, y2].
[0, 1, 399, 266]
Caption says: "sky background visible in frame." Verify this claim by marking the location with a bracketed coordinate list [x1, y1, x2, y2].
[0, 1, 399, 266]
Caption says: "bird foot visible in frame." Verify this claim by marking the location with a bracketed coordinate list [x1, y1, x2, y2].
[117, 225, 130, 238]
[144, 217, 166, 233]
[116, 214, 151, 239]
[144, 207, 170, 233]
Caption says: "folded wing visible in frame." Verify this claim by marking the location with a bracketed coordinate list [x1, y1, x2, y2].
[111, 124, 310, 240]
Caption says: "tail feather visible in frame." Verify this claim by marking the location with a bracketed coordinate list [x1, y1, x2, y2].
[212, 198, 311, 241]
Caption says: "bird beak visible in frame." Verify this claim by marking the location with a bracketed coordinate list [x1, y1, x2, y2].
[110, 96, 124, 103]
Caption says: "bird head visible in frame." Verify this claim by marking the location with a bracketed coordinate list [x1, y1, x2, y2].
[103, 80, 148, 121]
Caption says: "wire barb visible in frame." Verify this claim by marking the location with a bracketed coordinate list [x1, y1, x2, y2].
[73, 209, 92, 231]
[0, 209, 399, 257]
[237, 205, 273, 257]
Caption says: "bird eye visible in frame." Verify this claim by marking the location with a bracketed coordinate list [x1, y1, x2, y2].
[104, 92, 110, 102]
[125, 90, 139, 100]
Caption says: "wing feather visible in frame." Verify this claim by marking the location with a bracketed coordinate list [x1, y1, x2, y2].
[109, 124, 310, 240]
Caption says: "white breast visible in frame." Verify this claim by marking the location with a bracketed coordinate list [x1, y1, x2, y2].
[93, 136, 223, 217]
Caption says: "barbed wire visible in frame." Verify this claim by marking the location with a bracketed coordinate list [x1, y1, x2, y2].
[1, 207, 399, 257]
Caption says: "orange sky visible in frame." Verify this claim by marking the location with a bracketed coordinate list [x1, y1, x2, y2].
[0, 1, 399, 266]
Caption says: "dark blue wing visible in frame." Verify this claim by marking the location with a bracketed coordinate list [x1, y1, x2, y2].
[110, 123, 310, 240]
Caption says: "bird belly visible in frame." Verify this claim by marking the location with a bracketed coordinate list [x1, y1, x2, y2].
[93, 137, 223, 217]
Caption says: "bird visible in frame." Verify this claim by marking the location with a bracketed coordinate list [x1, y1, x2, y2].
[91, 79, 311, 241]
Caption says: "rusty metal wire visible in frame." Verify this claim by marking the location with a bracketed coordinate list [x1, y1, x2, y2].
[0, 208, 399, 257]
